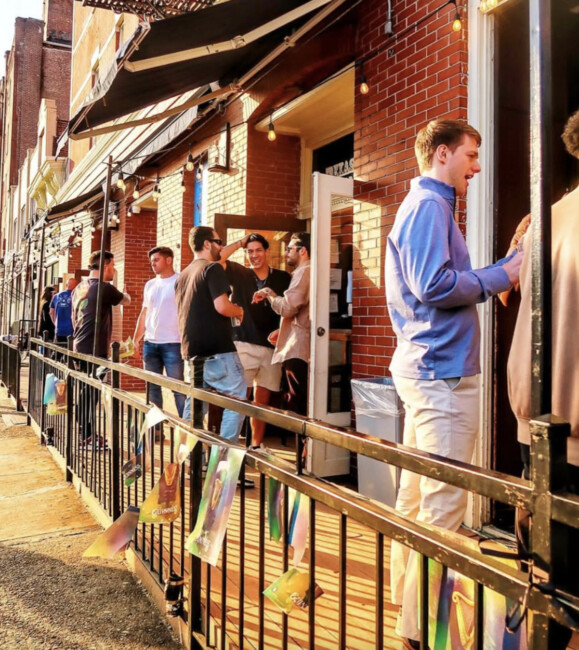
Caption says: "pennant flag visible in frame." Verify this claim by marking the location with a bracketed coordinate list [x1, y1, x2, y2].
[140, 405, 167, 444]
[139, 463, 181, 524]
[119, 336, 135, 359]
[268, 477, 283, 542]
[44, 374, 67, 416]
[173, 427, 198, 464]
[288, 489, 310, 566]
[83, 506, 140, 558]
[263, 568, 324, 615]
[185, 445, 246, 566]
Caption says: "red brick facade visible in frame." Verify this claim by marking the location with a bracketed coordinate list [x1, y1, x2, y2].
[351, 0, 469, 378]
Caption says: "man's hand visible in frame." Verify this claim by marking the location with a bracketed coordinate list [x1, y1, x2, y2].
[235, 305, 244, 324]
[252, 287, 277, 303]
[502, 250, 524, 286]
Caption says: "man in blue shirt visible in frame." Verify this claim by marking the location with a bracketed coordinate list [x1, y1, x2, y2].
[385, 119, 523, 649]
[50, 277, 78, 344]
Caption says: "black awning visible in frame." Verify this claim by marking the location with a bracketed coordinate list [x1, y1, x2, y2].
[45, 186, 104, 223]
[69, 0, 332, 137]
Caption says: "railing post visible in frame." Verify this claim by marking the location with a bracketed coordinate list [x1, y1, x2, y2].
[188, 439, 203, 647]
[528, 415, 571, 648]
[39, 331, 49, 445]
[111, 342, 121, 521]
[65, 337, 75, 483]
[14, 340, 22, 411]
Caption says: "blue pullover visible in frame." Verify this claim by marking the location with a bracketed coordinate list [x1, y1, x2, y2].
[385, 176, 512, 379]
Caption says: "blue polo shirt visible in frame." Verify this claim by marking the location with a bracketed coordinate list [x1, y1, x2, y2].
[50, 290, 74, 338]
[385, 176, 512, 379]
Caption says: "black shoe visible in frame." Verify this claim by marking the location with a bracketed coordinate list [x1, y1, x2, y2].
[402, 639, 420, 650]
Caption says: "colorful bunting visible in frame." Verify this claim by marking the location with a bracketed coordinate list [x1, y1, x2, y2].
[139, 463, 181, 524]
[264, 568, 323, 615]
[267, 477, 283, 542]
[83, 506, 140, 559]
[185, 445, 246, 566]
[43, 373, 67, 415]
[288, 488, 309, 566]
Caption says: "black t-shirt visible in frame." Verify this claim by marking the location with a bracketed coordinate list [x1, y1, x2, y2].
[225, 261, 291, 348]
[175, 259, 236, 359]
[39, 301, 55, 339]
[72, 278, 124, 358]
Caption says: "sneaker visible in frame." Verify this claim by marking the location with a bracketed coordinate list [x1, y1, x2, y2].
[402, 639, 420, 650]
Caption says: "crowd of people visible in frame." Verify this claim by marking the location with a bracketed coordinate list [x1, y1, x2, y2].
[38, 109, 579, 648]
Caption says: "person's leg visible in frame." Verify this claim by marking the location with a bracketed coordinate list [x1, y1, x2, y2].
[160, 343, 185, 417]
[283, 358, 309, 416]
[251, 348, 282, 446]
[203, 352, 247, 442]
[390, 377, 420, 608]
[394, 375, 479, 642]
[143, 341, 164, 409]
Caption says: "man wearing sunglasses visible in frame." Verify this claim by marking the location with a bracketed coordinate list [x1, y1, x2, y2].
[175, 226, 246, 442]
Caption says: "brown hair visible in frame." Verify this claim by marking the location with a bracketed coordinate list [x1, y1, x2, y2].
[89, 250, 114, 270]
[415, 119, 482, 173]
[562, 109, 579, 160]
[148, 246, 174, 259]
[188, 226, 216, 252]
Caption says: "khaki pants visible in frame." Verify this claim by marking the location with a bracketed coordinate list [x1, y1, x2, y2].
[390, 374, 480, 641]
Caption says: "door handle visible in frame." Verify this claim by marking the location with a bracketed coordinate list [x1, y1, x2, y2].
[317, 327, 326, 336]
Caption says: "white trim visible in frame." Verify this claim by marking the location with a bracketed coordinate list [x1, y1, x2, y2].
[466, 0, 495, 529]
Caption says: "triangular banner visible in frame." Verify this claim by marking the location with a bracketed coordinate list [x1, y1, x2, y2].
[83, 506, 140, 559]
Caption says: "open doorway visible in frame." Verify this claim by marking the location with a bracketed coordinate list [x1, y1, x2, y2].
[492, 0, 579, 526]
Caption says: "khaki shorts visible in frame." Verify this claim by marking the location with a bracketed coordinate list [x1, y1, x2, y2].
[234, 341, 282, 392]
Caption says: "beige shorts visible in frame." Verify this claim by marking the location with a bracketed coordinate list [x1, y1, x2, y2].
[234, 341, 282, 392]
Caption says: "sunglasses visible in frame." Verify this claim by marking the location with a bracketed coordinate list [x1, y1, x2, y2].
[208, 238, 223, 246]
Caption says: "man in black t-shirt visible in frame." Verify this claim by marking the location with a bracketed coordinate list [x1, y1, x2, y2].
[175, 226, 246, 443]
[72, 250, 130, 443]
[220, 233, 291, 447]
[72, 250, 130, 358]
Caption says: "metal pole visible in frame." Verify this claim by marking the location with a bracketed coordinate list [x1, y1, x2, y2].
[20, 235, 32, 343]
[93, 155, 113, 358]
[36, 222, 47, 338]
[529, 0, 552, 417]
[111, 341, 121, 520]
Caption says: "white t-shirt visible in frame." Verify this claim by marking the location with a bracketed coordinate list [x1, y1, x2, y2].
[143, 273, 181, 343]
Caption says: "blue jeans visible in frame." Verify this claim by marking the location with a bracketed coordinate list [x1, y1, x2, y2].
[143, 341, 185, 417]
[183, 352, 246, 442]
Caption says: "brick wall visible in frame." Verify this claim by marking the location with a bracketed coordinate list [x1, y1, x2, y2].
[246, 128, 301, 218]
[111, 202, 157, 390]
[41, 47, 71, 119]
[351, 0, 469, 378]
[44, 0, 73, 43]
[10, 19, 44, 186]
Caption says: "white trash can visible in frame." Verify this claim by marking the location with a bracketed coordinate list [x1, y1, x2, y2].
[352, 377, 404, 507]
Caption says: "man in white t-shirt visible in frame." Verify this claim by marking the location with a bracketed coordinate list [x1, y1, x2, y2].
[134, 246, 185, 416]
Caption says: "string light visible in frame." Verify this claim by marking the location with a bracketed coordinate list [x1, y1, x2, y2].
[267, 115, 276, 142]
[116, 170, 126, 191]
[132, 181, 140, 200]
[152, 184, 161, 201]
[180, 171, 187, 194]
[196, 162, 203, 181]
[185, 151, 195, 172]
[359, 67, 369, 95]
[451, 0, 462, 31]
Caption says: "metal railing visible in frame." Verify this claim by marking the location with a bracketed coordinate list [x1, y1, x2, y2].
[1, 334, 577, 649]
[0, 337, 23, 411]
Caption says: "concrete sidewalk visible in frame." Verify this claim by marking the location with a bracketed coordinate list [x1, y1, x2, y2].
[0, 387, 180, 650]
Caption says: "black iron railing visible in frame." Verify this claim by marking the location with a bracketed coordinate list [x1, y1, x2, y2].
[1, 334, 577, 649]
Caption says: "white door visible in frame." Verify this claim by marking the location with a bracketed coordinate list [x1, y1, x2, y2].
[307, 172, 354, 477]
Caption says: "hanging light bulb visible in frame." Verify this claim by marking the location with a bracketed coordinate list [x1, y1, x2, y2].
[132, 180, 140, 200]
[186, 152, 195, 172]
[452, 10, 462, 32]
[487, 0, 497, 8]
[116, 170, 126, 191]
[267, 116, 276, 142]
[152, 184, 161, 201]
[196, 162, 203, 181]
[360, 72, 369, 95]
[180, 172, 187, 194]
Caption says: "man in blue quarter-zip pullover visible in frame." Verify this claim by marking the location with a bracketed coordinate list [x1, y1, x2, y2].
[385, 119, 523, 649]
